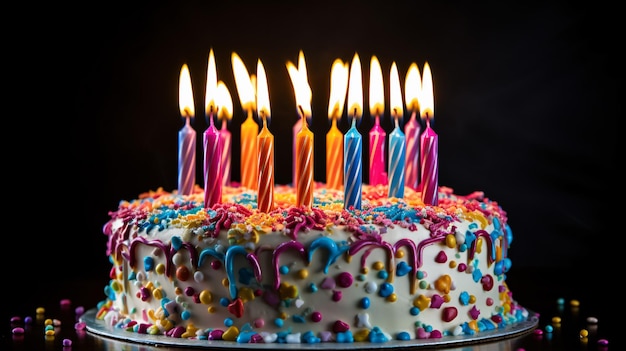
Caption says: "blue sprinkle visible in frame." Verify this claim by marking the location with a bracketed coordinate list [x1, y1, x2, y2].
[279, 265, 290, 274]
[302, 331, 320, 343]
[171, 236, 183, 250]
[292, 315, 305, 323]
[357, 274, 367, 281]
[274, 318, 284, 327]
[459, 291, 470, 305]
[143, 256, 154, 271]
[224, 318, 233, 327]
[410, 307, 420, 316]
[309, 283, 318, 292]
[378, 282, 394, 297]
[396, 262, 412, 276]
[236, 331, 255, 343]
[396, 331, 411, 340]
[360, 297, 370, 309]
[471, 269, 482, 283]
[219, 298, 229, 307]
[181, 310, 190, 320]
[377, 270, 388, 280]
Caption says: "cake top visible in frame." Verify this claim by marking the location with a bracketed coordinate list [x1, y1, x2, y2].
[104, 183, 510, 255]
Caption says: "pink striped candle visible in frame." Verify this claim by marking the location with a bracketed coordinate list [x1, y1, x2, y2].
[216, 81, 233, 187]
[368, 56, 386, 186]
[203, 115, 223, 208]
[177, 63, 196, 196]
[419, 62, 438, 205]
[404, 63, 422, 191]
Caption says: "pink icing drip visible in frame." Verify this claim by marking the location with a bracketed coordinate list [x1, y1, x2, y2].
[272, 241, 307, 290]
[468, 230, 496, 265]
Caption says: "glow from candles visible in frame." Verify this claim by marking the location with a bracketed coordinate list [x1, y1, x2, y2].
[203, 51, 223, 208]
[256, 59, 274, 212]
[287, 51, 313, 208]
[419, 62, 438, 205]
[288, 51, 312, 187]
[344, 53, 363, 210]
[388, 62, 406, 198]
[216, 81, 233, 186]
[326, 59, 349, 190]
[404, 62, 422, 191]
[232, 52, 258, 190]
[177, 63, 196, 196]
[368, 55, 386, 186]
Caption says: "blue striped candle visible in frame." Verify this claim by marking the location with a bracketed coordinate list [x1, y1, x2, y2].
[343, 118, 362, 210]
[388, 119, 406, 198]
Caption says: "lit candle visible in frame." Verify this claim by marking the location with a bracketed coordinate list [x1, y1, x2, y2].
[203, 50, 223, 208]
[177, 63, 196, 196]
[404, 63, 422, 191]
[388, 62, 406, 198]
[419, 62, 438, 205]
[256, 59, 274, 213]
[344, 53, 363, 210]
[216, 81, 233, 187]
[290, 51, 311, 187]
[368, 55, 386, 186]
[231, 52, 258, 190]
[287, 51, 313, 208]
[326, 58, 349, 190]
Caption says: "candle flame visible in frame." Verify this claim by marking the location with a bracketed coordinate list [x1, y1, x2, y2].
[257, 59, 271, 121]
[231, 52, 256, 112]
[328, 58, 349, 120]
[389, 61, 403, 121]
[347, 52, 363, 120]
[404, 62, 421, 114]
[369, 55, 384, 117]
[178, 63, 194, 119]
[216, 81, 233, 121]
[286, 50, 312, 120]
[205, 48, 218, 116]
[420, 62, 434, 120]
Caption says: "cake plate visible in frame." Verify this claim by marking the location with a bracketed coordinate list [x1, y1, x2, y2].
[81, 308, 538, 350]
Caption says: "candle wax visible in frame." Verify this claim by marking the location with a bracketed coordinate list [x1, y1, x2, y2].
[204, 116, 223, 208]
[219, 119, 232, 187]
[240, 111, 258, 190]
[388, 118, 406, 198]
[257, 117, 275, 212]
[178, 118, 196, 195]
[368, 115, 387, 186]
[404, 112, 421, 190]
[326, 118, 343, 190]
[420, 119, 438, 205]
[295, 117, 314, 208]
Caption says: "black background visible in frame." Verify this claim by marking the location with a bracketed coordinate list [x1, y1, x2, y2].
[11, 0, 617, 323]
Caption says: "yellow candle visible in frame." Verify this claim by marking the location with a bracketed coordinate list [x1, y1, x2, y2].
[326, 58, 349, 190]
[256, 59, 274, 212]
[232, 52, 258, 190]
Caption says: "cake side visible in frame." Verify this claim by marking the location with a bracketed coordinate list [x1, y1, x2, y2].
[96, 183, 527, 344]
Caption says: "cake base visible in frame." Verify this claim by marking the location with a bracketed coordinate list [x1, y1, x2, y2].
[80, 308, 538, 349]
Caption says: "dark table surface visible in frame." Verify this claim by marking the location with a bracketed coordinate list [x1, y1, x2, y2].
[1, 268, 615, 351]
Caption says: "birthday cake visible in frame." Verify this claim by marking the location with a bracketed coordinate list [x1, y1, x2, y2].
[96, 182, 529, 344]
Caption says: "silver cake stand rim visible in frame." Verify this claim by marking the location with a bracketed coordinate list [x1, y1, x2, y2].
[80, 308, 538, 350]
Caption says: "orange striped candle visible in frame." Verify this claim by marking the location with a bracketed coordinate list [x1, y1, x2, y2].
[232, 52, 258, 190]
[326, 58, 349, 190]
[287, 51, 313, 208]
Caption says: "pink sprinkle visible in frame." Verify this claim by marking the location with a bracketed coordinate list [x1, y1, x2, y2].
[10, 316, 21, 324]
[75, 306, 85, 316]
[597, 339, 609, 346]
[311, 311, 322, 322]
[332, 290, 342, 301]
[11, 327, 24, 335]
[60, 299, 71, 308]
[435, 250, 447, 263]
[74, 322, 86, 330]
[335, 272, 353, 288]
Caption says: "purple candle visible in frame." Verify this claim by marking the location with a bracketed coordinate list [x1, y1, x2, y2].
[404, 63, 422, 191]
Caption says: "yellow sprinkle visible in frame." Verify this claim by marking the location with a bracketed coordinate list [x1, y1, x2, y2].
[570, 299, 580, 307]
[386, 293, 397, 302]
[448, 260, 457, 268]
[36, 307, 45, 314]
[353, 329, 370, 341]
[445, 234, 456, 248]
[45, 330, 55, 336]
[579, 329, 588, 338]
[552, 316, 561, 324]
[44, 319, 53, 326]
[372, 261, 384, 270]
[395, 250, 405, 258]
[155, 263, 166, 275]
[296, 268, 308, 279]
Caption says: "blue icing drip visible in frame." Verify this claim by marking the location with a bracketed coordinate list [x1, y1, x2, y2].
[225, 245, 249, 299]
[308, 237, 349, 274]
[238, 267, 255, 285]
[471, 268, 482, 283]
[505, 224, 514, 245]
[464, 231, 476, 247]
[171, 236, 183, 251]
[198, 248, 225, 267]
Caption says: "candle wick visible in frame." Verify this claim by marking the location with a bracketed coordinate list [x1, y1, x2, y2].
[298, 105, 306, 124]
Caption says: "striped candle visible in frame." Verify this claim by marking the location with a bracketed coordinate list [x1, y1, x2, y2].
[295, 114, 314, 208]
[344, 52, 363, 210]
[326, 58, 349, 190]
[231, 52, 258, 190]
[368, 56, 386, 186]
[344, 118, 362, 209]
[419, 62, 438, 205]
[387, 62, 405, 198]
[177, 63, 196, 196]
[256, 59, 274, 213]
[404, 63, 422, 191]
[203, 116, 223, 208]
[216, 81, 233, 187]
[287, 51, 313, 208]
